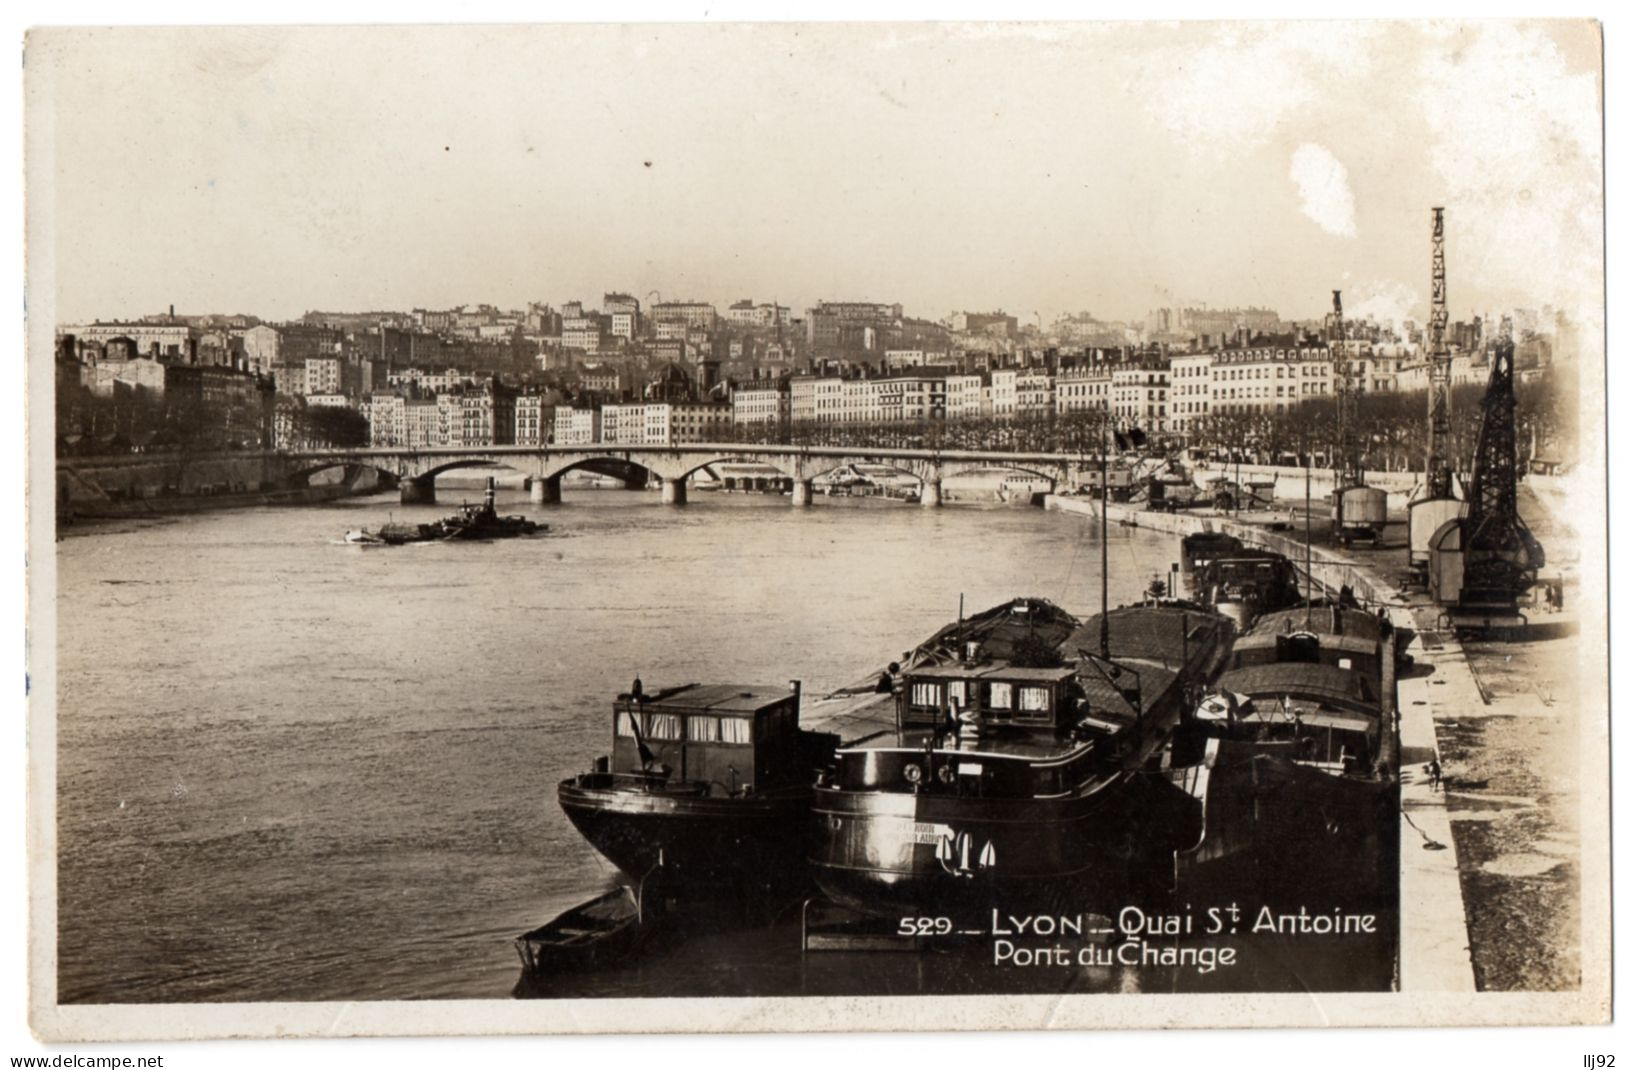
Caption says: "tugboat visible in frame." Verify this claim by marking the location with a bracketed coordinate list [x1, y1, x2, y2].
[558, 679, 840, 904]
[806, 596, 1236, 918]
[344, 478, 546, 544]
[437, 478, 545, 540]
[1180, 601, 1401, 903]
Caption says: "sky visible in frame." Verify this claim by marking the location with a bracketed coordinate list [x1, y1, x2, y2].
[26, 20, 1603, 334]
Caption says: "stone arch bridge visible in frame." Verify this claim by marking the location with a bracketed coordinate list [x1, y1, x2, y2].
[281, 443, 1096, 507]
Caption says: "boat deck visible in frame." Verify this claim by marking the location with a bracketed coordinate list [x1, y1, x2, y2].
[800, 686, 896, 744]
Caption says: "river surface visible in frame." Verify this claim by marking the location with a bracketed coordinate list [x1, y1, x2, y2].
[55, 485, 1390, 1002]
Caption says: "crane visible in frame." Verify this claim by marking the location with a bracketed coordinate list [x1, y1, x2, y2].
[1426, 317, 1544, 630]
[1424, 207, 1454, 500]
[1331, 290, 1361, 490]
[1408, 207, 1466, 578]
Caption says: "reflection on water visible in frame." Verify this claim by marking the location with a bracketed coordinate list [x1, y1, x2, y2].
[56, 487, 1392, 1002]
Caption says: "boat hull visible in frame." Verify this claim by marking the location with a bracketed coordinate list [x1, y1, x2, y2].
[514, 887, 643, 977]
[1179, 746, 1399, 905]
[559, 775, 816, 902]
[809, 774, 1199, 918]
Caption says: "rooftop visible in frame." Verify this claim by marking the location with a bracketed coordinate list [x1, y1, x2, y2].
[615, 683, 796, 714]
[1218, 661, 1379, 708]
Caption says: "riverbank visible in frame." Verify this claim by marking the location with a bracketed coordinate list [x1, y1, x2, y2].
[61, 480, 373, 523]
[1046, 488, 1582, 993]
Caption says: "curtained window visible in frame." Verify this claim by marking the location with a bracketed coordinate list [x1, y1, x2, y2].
[687, 715, 721, 742]
[911, 682, 943, 708]
[719, 717, 752, 745]
[1020, 687, 1051, 712]
[988, 683, 1013, 710]
[646, 713, 682, 740]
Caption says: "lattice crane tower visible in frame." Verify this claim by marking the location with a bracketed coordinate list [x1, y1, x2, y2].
[1331, 289, 1360, 489]
[1425, 207, 1455, 500]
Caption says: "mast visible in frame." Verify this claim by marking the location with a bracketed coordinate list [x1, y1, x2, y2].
[1305, 458, 1313, 601]
[1100, 417, 1110, 659]
[1425, 207, 1455, 500]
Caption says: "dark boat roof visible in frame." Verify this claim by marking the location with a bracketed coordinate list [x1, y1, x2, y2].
[1249, 605, 1384, 642]
[904, 597, 1082, 668]
[908, 663, 1076, 683]
[615, 683, 794, 714]
[1067, 605, 1230, 671]
[1234, 631, 1381, 656]
[1211, 547, 1293, 562]
[1184, 531, 1243, 547]
[1076, 658, 1178, 720]
[1219, 662, 1379, 708]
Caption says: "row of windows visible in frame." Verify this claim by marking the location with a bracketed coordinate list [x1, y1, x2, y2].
[615, 711, 753, 745]
[911, 681, 1052, 713]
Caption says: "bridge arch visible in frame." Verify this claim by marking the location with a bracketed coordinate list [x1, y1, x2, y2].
[543, 454, 656, 488]
[285, 460, 400, 487]
[669, 454, 798, 484]
[412, 457, 544, 483]
[938, 461, 1062, 485]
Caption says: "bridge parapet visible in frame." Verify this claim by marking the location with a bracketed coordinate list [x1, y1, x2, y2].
[160, 443, 1096, 506]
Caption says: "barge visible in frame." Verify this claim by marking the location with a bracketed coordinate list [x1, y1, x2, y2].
[559, 680, 839, 903]
[807, 596, 1237, 918]
[1180, 602, 1401, 903]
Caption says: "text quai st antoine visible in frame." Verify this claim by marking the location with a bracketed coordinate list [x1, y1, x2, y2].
[978, 905, 1381, 974]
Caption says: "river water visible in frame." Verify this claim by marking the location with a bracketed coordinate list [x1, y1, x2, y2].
[55, 485, 1391, 1003]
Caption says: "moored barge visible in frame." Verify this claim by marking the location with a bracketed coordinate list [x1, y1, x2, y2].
[559, 681, 839, 903]
[808, 597, 1237, 917]
[1180, 602, 1401, 902]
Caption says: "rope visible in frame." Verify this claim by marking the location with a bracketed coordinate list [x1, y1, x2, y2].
[1401, 806, 1448, 850]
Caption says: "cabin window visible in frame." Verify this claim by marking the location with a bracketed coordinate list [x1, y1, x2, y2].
[1339, 657, 1353, 670]
[911, 682, 943, 708]
[687, 715, 721, 742]
[1019, 687, 1051, 712]
[988, 682, 1013, 710]
[948, 680, 969, 708]
[615, 712, 643, 739]
[719, 717, 752, 745]
[644, 713, 682, 740]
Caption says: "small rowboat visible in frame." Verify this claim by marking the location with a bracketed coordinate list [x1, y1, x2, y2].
[513, 886, 648, 976]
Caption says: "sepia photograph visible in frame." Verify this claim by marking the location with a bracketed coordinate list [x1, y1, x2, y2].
[20, 14, 1611, 1047]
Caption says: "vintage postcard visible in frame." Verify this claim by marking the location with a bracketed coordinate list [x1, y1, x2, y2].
[23, 19, 1609, 1044]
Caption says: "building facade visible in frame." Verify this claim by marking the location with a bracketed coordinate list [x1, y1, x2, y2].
[732, 379, 791, 425]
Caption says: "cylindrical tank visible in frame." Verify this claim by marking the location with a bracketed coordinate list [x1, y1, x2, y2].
[1338, 485, 1388, 527]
